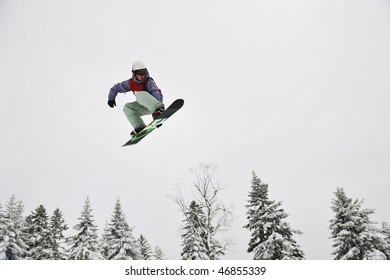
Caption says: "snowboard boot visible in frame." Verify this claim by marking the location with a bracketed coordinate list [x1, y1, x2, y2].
[152, 107, 165, 128]
[152, 107, 165, 120]
[131, 126, 146, 136]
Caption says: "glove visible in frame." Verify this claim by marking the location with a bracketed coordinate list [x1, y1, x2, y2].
[108, 100, 116, 108]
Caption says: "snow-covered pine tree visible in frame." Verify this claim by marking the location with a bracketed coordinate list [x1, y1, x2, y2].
[100, 221, 111, 259]
[0, 203, 6, 260]
[67, 197, 103, 260]
[138, 234, 153, 260]
[105, 199, 139, 260]
[244, 172, 305, 260]
[329, 188, 389, 260]
[0, 195, 28, 260]
[153, 246, 166, 260]
[180, 200, 209, 260]
[381, 222, 390, 259]
[24, 205, 54, 259]
[50, 208, 68, 260]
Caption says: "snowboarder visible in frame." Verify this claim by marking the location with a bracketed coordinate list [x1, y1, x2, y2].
[107, 61, 165, 136]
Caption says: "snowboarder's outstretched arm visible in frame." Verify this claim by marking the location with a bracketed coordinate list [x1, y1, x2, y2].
[107, 80, 131, 107]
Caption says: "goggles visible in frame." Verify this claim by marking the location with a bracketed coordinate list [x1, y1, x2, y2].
[134, 69, 147, 76]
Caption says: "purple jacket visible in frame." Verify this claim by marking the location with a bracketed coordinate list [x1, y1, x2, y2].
[108, 72, 163, 102]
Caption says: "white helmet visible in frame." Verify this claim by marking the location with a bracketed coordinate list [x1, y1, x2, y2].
[132, 61, 147, 71]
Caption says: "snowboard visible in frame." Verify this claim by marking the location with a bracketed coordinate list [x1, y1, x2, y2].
[122, 99, 184, 146]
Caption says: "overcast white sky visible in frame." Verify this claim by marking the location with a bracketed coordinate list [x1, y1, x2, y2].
[1, 0, 389, 259]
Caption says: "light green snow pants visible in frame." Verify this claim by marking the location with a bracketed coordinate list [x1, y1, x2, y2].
[123, 91, 164, 129]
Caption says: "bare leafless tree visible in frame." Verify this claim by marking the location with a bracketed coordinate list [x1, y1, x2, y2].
[174, 163, 234, 259]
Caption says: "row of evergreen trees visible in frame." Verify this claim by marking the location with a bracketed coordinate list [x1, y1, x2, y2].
[245, 172, 390, 260]
[1, 165, 389, 260]
[0, 197, 164, 260]
[177, 166, 388, 260]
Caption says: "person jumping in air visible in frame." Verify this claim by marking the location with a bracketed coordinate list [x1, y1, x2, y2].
[107, 61, 165, 136]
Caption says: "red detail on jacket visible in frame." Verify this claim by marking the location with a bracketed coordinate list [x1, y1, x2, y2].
[129, 78, 149, 93]
[129, 77, 162, 94]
